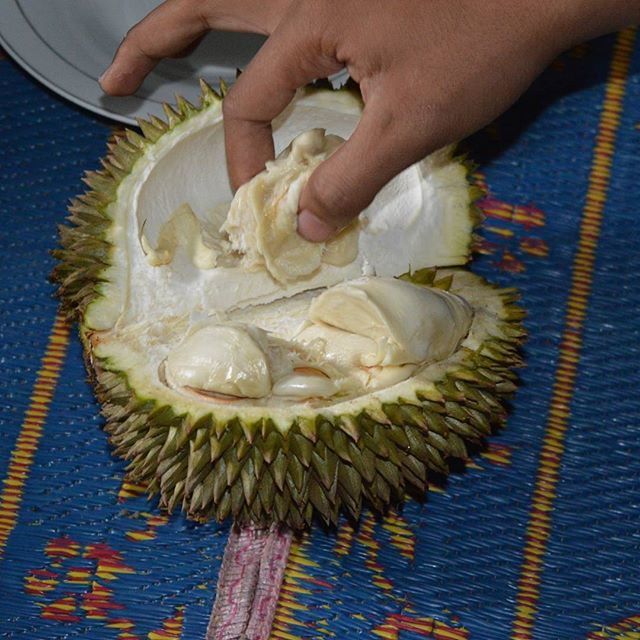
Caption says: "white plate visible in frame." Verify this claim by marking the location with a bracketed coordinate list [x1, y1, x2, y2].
[0, 0, 266, 124]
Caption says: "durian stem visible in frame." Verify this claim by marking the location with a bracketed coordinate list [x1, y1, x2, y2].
[207, 524, 293, 640]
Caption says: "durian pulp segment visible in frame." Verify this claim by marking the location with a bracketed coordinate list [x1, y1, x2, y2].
[140, 202, 224, 269]
[303, 278, 473, 366]
[163, 325, 272, 399]
[221, 129, 359, 284]
[86, 89, 474, 331]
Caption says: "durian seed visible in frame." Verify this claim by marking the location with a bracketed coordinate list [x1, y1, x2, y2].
[293, 366, 329, 377]
[272, 369, 337, 399]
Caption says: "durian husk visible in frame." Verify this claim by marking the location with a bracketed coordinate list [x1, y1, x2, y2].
[52, 80, 524, 530]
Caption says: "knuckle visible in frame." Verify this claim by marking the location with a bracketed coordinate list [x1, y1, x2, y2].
[178, 0, 208, 23]
[121, 28, 138, 49]
[124, 15, 150, 43]
[121, 24, 151, 57]
[373, 108, 396, 138]
[221, 89, 242, 120]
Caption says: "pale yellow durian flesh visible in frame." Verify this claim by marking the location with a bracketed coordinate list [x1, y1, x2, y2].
[160, 276, 473, 404]
[302, 277, 473, 367]
[164, 325, 272, 399]
[222, 128, 360, 284]
[141, 202, 222, 269]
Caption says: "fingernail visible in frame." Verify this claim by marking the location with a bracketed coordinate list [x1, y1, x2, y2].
[98, 68, 110, 87]
[297, 209, 335, 242]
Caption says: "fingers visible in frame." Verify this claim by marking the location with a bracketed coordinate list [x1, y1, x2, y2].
[223, 22, 342, 188]
[100, 0, 289, 96]
[298, 96, 433, 241]
[100, 0, 210, 95]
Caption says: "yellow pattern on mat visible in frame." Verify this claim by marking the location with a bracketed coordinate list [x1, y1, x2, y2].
[0, 314, 70, 560]
[510, 27, 637, 640]
[270, 537, 317, 640]
[587, 613, 640, 639]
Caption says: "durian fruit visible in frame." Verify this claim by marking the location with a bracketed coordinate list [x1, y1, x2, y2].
[53, 80, 524, 530]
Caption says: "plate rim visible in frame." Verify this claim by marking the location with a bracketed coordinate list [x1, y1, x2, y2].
[0, 0, 168, 125]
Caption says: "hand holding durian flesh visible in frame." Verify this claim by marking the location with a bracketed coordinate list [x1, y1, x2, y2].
[222, 128, 359, 284]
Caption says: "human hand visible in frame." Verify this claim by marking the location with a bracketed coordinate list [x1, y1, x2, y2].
[101, 0, 639, 241]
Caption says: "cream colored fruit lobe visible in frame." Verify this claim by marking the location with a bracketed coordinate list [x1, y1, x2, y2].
[141, 202, 222, 269]
[272, 371, 338, 399]
[322, 222, 360, 267]
[305, 277, 473, 367]
[164, 325, 272, 398]
[158, 276, 473, 405]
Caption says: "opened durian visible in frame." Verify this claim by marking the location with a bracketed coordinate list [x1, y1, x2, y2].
[53, 81, 524, 529]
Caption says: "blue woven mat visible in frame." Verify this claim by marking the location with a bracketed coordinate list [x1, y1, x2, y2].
[1, 30, 639, 640]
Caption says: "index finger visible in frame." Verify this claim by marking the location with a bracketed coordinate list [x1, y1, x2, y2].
[222, 19, 342, 188]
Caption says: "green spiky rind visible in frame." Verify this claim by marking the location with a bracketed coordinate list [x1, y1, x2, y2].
[457, 155, 487, 248]
[86, 268, 525, 530]
[51, 79, 224, 320]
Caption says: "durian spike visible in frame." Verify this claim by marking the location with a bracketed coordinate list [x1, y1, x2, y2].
[162, 102, 182, 127]
[200, 79, 222, 105]
[137, 117, 165, 142]
[206, 524, 292, 640]
[176, 94, 198, 117]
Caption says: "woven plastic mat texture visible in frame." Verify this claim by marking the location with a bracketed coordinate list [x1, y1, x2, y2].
[1, 29, 639, 640]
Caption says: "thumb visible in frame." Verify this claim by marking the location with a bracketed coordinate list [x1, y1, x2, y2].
[297, 102, 429, 242]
